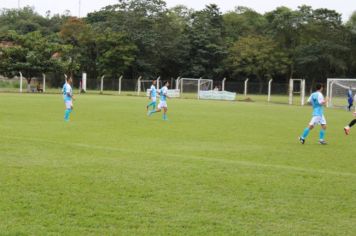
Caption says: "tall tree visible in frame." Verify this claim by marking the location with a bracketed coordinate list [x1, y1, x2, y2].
[228, 35, 290, 93]
[294, 7, 349, 85]
[265, 7, 302, 78]
[59, 17, 91, 77]
[96, 29, 137, 78]
[185, 4, 226, 79]
[88, 0, 168, 79]
[346, 11, 356, 76]
[0, 30, 65, 91]
[223, 7, 267, 44]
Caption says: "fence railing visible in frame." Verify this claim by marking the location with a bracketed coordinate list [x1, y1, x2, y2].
[0, 75, 314, 105]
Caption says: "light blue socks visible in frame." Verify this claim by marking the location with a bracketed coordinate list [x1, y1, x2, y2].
[147, 102, 156, 110]
[319, 129, 326, 140]
[301, 128, 310, 139]
[64, 109, 72, 121]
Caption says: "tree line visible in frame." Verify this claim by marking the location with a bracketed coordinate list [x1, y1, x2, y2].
[0, 0, 355, 91]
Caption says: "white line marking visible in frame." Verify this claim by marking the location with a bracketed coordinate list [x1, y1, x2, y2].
[3, 135, 356, 178]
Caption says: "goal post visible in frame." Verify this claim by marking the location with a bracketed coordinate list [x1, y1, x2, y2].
[178, 78, 213, 99]
[289, 78, 306, 106]
[327, 78, 356, 108]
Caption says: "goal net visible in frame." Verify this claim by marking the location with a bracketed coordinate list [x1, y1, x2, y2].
[178, 78, 213, 99]
[327, 78, 356, 108]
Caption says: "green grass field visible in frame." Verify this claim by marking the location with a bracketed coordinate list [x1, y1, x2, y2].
[0, 93, 355, 235]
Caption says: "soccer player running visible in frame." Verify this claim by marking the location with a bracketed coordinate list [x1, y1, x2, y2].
[62, 77, 74, 122]
[148, 81, 170, 120]
[344, 112, 356, 135]
[146, 80, 157, 111]
[299, 84, 328, 145]
[347, 86, 353, 111]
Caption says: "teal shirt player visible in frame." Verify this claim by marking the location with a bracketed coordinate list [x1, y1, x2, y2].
[62, 83, 72, 102]
[309, 92, 324, 117]
[150, 85, 157, 98]
[160, 86, 168, 102]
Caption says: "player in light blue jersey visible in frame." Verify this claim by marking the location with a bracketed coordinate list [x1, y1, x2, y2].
[62, 77, 74, 122]
[148, 81, 170, 120]
[299, 84, 327, 145]
[146, 80, 157, 111]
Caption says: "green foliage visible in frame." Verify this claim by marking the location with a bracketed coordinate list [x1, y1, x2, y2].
[0, 31, 66, 78]
[0, 7, 58, 35]
[96, 30, 137, 77]
[1, 2, 356, 83]
[228, 35, 290, 92]
[224, 7, 267, 44]
[186, 4, 226, 79]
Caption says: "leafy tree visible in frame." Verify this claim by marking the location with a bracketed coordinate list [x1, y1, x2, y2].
[228, 35, 290, 93]
[0, 7, 58, 35]
[223, 7, 267, 44]
[346, 12, 356, 76]
[96, 29, 137, 78]
[0, 31, 66, 91]
[88, 0, 168, 78]
[59, 17, 91, 77]
[1, 2, 356, 87]
[152, 5, 192, 78]
[294, 7, 349, 85]
[265, 7, 302, 78]
[185, 4, 226, 79]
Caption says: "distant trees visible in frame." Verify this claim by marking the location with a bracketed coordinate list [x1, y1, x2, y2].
[0, 30, 65, 91]
[228, 35, 290, 93]
[1, 2, 356, 90]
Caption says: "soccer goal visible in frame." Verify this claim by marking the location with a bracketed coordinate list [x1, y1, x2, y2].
[136, 77, 160, 96]
[327, 78, 356, 108]
[178, 78, 213, 99]
[289, 79, 306, 106]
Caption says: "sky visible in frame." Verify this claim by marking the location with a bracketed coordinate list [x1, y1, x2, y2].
[0, 0, 355, 21]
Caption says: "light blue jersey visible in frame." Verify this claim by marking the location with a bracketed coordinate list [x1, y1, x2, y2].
[348, 89, 353, 99]
[62, 83, 72, 102]
[150, 85, 157, 98]
[308, 92, 324, 116]
[160, 86, 168, 102]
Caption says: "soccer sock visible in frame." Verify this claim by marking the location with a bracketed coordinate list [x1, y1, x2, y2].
[148, 102, 156, 110]
[319, 129, 326, 141]
[68, 109, 72, 119]
[301, 128, 310, 139]
[163, 113, 167, 120]
[64, 109, 70, 120]
[349, 119, 356, 127]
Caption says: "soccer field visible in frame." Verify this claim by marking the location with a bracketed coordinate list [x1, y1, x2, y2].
[0, 93, 355, 235]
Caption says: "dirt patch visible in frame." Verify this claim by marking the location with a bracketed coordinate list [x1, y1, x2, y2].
[238, 97, 254, 102]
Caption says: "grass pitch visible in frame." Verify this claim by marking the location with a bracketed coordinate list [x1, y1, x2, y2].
[0, 93, 355, 235]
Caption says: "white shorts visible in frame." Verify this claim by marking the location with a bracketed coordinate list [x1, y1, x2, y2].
[65, 100, 73, 109]
[151, 97, 157, 102]
[158, 101, 167, 109]
[309, 115, 327, 126]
